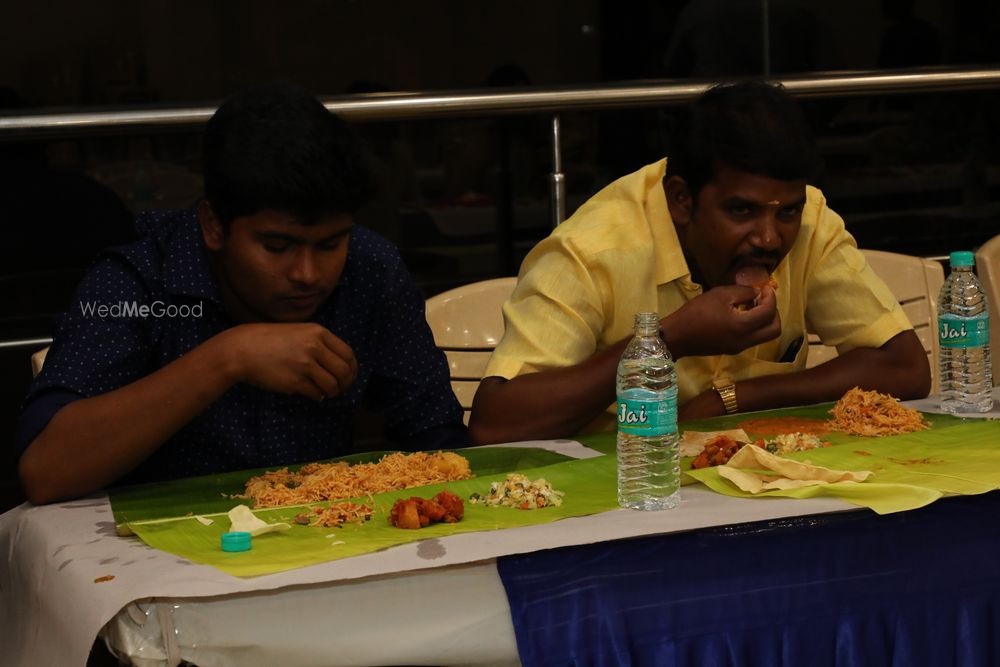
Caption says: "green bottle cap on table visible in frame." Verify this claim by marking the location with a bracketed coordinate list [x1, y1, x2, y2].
[221, 531, 252, 552]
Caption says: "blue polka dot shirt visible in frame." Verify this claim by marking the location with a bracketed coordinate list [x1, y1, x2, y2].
[16, 210, 468, 484]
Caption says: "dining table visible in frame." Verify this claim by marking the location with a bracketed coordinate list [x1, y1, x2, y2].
[3, 391, 1000, 667]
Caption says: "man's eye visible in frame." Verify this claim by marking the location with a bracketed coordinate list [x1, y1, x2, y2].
[263, 243, 289, 253]
[319, 236, 348, 251]
[778, 207, 802, 219]
[728, 206, 752, 217]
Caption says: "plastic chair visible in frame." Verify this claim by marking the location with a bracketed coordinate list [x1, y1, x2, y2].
[974, 235, 1000, 385]
[30, 346, 49, 377]
[806, 249, 944, 393]
[425, 277, 516, 424]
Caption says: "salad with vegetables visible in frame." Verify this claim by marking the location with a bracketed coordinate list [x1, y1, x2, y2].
[755, 432, 830, 455]
[469, 473, 565, 509]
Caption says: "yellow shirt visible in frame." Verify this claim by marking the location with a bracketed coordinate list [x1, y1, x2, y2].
[484, 159, 912, 431]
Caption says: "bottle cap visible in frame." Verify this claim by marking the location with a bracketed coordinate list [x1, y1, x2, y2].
[950, 251, 975, 267]
[633, 311, 660, 334]
[221, 531, 252, 552]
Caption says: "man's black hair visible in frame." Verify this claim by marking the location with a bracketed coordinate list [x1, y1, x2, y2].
[665, 80, 822, 197]
[203, 81, 376, 226]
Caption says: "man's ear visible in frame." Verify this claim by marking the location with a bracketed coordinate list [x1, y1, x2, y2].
[197, 200, 225, 251]
[664, 175, 693, 225]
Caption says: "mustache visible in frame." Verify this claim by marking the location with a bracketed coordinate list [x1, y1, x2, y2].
[735, 249, 782, 267]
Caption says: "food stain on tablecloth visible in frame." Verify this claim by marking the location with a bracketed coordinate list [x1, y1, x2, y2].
[417, 538, 446, 560]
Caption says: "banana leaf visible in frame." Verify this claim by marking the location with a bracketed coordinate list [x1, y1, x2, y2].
[110, 446, 573, 526]
[112, 403, 1000, 578]
[677, 403, 1000, 514]
[120, 451, 618, 578]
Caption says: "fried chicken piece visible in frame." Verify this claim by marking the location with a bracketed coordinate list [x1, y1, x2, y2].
[691, 435, 746, 469]
[389, 491, 465, 528]
[390, 498, 422, 529]
[434, 490, 464, 521]
[419, 498, 448, 522]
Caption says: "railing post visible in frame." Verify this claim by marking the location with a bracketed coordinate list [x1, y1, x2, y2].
[550, 114, 566, 228]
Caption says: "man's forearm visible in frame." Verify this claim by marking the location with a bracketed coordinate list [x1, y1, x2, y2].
[743, 334, 928, 406]
[468, 340, 628, 444]
[679, 330, 931, 421]
[18, 332, 241, 504]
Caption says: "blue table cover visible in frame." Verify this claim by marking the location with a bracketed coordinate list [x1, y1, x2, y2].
[497, 492, 1000, 667]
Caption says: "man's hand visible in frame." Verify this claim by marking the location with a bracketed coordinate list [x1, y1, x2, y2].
[223, 323, 358, 401]
[18, 323, 360, 505]
[662, 284, 781, 359]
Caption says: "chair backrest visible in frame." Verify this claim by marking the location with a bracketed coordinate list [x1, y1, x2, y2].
[425, 277, 517, 424]
[806, 249, 944, 393]
[31, 346, 49, 377]
[974, 234, 1000, 385]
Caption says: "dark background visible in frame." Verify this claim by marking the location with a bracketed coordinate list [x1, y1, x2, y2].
[3, 0, 1000, 511]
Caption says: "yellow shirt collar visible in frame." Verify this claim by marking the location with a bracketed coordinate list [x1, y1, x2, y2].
[646, 159, 698, 291]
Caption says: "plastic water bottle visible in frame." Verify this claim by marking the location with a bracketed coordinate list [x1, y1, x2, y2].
[616, 312, 680, 510]
[938, 251, 994, 413]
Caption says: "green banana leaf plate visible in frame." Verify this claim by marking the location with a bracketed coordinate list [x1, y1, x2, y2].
[109, 403, 1000, 577]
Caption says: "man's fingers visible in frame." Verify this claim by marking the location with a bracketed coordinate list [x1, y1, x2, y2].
[755, 284, 777, 308]
[318, 329, 358, 374]
[239, 324, 358, 399]
[313, 345, 357, 394]
[730, 290, 781, 347]
[307, 366, 340, 399]
[294, 376, 331, 402]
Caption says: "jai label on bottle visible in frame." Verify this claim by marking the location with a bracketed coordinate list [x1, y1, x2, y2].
[939, 314, 990, 349]
[617, 390, 678, 436]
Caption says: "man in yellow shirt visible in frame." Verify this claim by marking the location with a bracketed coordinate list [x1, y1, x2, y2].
[469, 81, 930, 444]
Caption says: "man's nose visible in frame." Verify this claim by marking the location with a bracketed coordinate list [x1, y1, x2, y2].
[750, 215, 781, 251]
[288, 249, 319, 286]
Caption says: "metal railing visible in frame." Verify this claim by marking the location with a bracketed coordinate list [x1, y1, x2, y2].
[3, 69, 1000, 135]
[3, 67, 1000, 351]
[0, 337, 52, 351]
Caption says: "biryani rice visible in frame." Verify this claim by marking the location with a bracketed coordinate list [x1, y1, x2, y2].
[239, 451, 472, 508]
[827, 387, 930, 437]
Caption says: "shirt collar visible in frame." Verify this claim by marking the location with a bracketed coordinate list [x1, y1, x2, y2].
[142, 209, 225, 304]
[646, 159, 697, 291]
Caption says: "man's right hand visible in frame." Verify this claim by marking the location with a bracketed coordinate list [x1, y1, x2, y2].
[661, 284, 781, 359]
[19, 322, 358, 505]
[222, 323, 358, 401]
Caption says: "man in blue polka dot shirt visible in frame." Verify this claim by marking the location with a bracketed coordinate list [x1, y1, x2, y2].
[16, 83, 468, 504]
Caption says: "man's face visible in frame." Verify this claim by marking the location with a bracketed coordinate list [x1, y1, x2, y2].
[200, 206, 352, 323]
[668, 163, 806, 290]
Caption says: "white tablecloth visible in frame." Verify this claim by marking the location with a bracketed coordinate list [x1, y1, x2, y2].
[11, 388, 998, 667]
